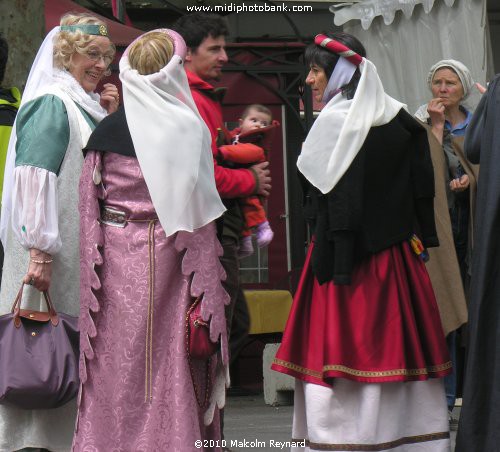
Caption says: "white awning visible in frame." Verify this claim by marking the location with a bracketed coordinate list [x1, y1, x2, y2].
[330, 0, 489, 115]
[332, 0, 459, 30]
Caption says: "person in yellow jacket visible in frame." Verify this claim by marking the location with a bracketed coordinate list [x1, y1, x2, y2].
[0, 33, 20, 281]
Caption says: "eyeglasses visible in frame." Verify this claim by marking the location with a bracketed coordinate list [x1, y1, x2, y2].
[85, 50, 114, 66]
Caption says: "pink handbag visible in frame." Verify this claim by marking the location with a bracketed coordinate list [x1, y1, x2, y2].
[186, 295, 218, 360]
[185, 295, 219, 407]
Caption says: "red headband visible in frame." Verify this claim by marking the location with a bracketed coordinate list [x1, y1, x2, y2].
[314, 34, 363, 67]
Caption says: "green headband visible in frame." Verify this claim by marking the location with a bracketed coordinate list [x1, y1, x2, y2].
[60, 24, 109, 37]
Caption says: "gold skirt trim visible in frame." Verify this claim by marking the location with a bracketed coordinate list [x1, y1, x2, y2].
[273, 358, 452, 380]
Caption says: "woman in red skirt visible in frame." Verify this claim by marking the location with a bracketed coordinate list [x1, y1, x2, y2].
[271, 32, 452, 452]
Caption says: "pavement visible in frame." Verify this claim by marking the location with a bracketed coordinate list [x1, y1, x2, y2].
[224, 393, 459, 451]
[224, 393, 293, 452]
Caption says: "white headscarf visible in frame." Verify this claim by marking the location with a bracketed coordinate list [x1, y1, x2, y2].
[414, 59, 475, 122]
[427, 59, 474, 100]
[120, 29, 225, 237]
[321, 57, 357, 104]
[297, 57, 405, 194]
[0, 26, 108, 246]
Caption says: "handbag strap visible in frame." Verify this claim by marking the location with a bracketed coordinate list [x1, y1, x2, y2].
[11, 283, 59, 328]
[185, 296, 211, 408]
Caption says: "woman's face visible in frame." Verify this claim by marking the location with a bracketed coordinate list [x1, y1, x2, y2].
[69, 36, 113, 93]
[306, 64, 328, 103]
[431, 68, 464, 109]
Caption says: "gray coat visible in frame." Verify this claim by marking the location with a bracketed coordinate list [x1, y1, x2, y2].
[456, 74, 500, 452]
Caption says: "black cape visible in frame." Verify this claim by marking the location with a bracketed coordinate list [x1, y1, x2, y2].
[456, 75, 500, 452]
[84, 105, 136, 157]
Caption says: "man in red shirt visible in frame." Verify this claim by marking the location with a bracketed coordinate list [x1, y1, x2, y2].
[173, 13, 271, 370]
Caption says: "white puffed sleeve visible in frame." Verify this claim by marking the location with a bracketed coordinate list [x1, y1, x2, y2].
[11, 165, 61, 254]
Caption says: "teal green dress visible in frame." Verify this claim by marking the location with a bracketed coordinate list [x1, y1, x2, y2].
[0, 91, 98, 452]
[15, 94, 96, 174]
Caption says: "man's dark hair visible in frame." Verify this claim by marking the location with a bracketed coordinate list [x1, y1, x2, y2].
[173, 13, 229, 51]
[0, 33, 8, 85]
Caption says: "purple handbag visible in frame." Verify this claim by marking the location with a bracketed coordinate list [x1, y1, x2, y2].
[0, 283, 79, 409]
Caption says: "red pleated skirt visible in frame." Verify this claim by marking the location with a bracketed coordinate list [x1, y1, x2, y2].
[272, 241, 451, 387]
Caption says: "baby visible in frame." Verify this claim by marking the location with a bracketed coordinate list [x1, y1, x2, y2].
[218, 104, 279, 258]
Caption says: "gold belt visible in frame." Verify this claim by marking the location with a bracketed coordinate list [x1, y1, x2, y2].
[100, 206, 158, 402]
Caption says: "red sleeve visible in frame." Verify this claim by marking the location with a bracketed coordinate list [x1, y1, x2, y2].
[191, 88, 256, 198]
[215, 164, 257, 198]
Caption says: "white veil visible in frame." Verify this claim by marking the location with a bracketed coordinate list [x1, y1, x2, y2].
[298, 58, 405, 194]
[120, 29, 225, 236]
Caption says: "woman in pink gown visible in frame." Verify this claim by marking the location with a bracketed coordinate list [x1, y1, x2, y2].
[73, 29, 229, 451]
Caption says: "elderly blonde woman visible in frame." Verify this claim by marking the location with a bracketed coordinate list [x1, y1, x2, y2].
[72, 29, 228, 450]
[414, 59, 480, 426]
[0, 12, 118, 452]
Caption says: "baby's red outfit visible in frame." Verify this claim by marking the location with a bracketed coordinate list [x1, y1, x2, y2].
[218, 121, 279, 255]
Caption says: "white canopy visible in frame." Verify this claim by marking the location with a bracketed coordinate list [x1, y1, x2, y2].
[331, 0, 491, 114]
[332, 0, 459, 30]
